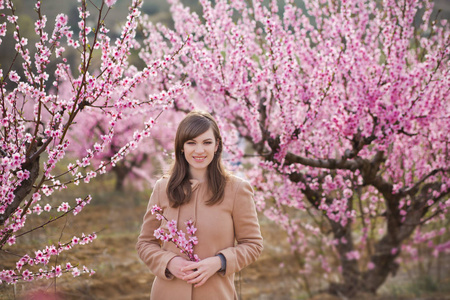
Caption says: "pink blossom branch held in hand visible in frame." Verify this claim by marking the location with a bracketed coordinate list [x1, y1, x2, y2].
[150, 205, 199, 262]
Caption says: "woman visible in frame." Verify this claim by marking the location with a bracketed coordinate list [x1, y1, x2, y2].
[136, 111, 263, 300]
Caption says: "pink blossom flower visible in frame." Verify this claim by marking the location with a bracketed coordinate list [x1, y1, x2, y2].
[54, 265, 62, 277]
[72, 268, 80, 277]
[8, 70, 20, 82]
[32, 193, 41, 202]
[343, 188, 353, 198]
[7, 235, 16, 246]
[48, 246, 58, 256]
[43, 204, 51, 212]
[57, 202, 70, 212]
[33, 204, 43, 215]
[7, 15, 18, 23]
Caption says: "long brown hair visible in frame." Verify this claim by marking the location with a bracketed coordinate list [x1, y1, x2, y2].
[167, 111, 228, 207]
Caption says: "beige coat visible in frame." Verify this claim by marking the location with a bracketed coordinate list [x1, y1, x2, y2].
[136, 175, 263, 300]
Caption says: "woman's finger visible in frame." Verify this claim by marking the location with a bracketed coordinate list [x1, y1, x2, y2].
[188, 272, 204, 285]
[181, 262, 199, 273]
[194, 276, 207, 288]
[183, 269, 200, 281]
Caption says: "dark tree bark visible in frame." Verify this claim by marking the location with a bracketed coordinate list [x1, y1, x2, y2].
[112, 161, 130, 191]
[0, 145, 40, 226]
[111, 153, 148, 191]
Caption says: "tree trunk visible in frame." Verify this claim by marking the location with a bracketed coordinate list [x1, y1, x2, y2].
[113, 162, 130, 191]
[327, 188, 435, 297]
[327, 220, 364, 297]
[0, 153, 40, 226]
[361, 236, 400, 292]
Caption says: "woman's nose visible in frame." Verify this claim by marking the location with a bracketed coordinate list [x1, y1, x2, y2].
[195, 145, 204, 153]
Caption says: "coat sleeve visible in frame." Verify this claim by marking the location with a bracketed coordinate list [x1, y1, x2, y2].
[218, 179, 263, 276]
[136, 179, 178, 280]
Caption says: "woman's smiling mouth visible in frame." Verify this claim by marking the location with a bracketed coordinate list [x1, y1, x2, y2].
[193, 156, 206, 162]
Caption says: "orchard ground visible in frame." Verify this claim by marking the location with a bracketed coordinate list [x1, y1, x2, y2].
[1, 177, 449, 300]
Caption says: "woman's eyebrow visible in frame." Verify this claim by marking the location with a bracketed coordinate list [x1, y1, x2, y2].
[187, 137, 213, 142]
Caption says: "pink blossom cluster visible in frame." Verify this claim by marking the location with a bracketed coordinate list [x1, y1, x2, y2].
[151, 205, 199, 262]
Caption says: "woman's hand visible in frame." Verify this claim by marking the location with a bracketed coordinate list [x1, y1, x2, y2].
[181, 256, 222, 287]
[167, 257, 195, 280]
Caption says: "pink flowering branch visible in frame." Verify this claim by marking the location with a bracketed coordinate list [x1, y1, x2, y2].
[0, 231, 97, 284]
[151, 205, 199, 262]
[16, 196, 92, 239]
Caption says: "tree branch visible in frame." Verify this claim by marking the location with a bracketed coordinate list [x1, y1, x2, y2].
[284, 151, 362, 171]
[399, 168, 449, 197]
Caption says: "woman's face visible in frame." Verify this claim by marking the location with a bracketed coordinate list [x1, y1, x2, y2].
[183, 127, 219, 174]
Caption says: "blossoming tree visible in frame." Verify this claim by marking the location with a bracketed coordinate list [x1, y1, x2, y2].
[141, 0, 450, 296]
[67, 92, 183, 191]
[0, 0, 189, 283]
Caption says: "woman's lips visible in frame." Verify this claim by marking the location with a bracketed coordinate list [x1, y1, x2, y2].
[193, 156, 206, 162]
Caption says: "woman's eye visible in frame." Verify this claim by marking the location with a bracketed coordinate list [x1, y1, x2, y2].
[204, 141, 212, 145]
[186, 142, 195, 145]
